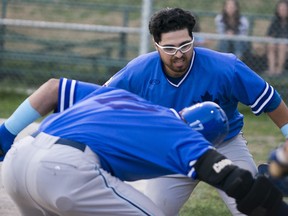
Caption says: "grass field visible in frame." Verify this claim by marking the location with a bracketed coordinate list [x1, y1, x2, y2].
[0, 90, 286, 215]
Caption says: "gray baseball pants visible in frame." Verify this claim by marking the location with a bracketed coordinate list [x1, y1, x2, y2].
[1, 132, 164, 216]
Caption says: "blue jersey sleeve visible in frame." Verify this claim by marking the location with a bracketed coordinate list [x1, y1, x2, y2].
[264, 90, 282, 113]
[55, 77, 101, 113]
[231, 59, 282, 115]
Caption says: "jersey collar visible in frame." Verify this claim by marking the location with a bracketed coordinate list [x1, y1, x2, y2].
[166, 50, 195, 88]
[170, 108, 182, 119]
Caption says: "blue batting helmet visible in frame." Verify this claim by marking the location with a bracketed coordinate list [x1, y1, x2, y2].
[180, 101, 229, 146]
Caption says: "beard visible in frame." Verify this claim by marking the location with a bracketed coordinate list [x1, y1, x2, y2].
[169, 56, 189, 73]
[160, 51, 193, 77]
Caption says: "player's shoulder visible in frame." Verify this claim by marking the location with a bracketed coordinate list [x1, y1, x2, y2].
[128, 51, 159, 66]
[121, 51, 162, 77]
[194, 47, 237, 63]
[89, 85, 146, 102]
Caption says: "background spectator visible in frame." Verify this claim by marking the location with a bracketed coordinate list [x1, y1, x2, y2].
[215, 0, 249, 59]
[266, 0, 288, 76]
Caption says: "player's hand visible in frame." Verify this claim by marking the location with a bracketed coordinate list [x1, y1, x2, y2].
[268, 141, 288, 178]
[0, 123, 16, 161]
[258, 163, 288, 197]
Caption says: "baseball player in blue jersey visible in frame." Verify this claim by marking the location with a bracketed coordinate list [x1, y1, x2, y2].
[1, 7, 288, 216]
[103, 8, 288, 215]
[2, 78, 288, 216]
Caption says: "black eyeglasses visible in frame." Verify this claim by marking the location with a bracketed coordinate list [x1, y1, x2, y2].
[155, 38, 194, 55]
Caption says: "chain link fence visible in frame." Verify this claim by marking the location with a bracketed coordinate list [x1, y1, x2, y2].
[0, 0, 287, 100]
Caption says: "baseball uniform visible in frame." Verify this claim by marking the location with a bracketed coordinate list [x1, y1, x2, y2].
[104, 47, 282, 215]
[2, 81, 214, 216]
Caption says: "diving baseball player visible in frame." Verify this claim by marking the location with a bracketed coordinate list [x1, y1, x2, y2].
[1, 78, 288, 216]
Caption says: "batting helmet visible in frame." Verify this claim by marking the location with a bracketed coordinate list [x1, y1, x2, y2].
[180, 101, 229, 146]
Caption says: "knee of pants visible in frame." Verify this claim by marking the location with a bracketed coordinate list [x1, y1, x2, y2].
[144, 175, 199, 216]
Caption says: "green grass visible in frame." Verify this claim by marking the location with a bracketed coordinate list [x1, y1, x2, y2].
[0, 92, 286, 215]
[0, 90, 29, 118]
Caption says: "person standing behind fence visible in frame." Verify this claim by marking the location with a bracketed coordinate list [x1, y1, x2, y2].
[215, 0, 249, 59]
[266, 0, 288, 76]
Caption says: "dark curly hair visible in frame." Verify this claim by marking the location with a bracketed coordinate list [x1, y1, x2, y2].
[148, 8, 196, 43]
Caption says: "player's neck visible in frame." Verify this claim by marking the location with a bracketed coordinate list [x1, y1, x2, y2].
[165, 72, 187, 85]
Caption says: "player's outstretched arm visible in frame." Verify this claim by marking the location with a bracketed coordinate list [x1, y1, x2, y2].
[267, 101, 288, 133]
[194, 149, 288, 216]
[0, 78, 60, 159]
[28, 78, 60, 116]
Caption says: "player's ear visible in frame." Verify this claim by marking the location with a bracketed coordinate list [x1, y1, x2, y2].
[152, 38, 158, 50]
